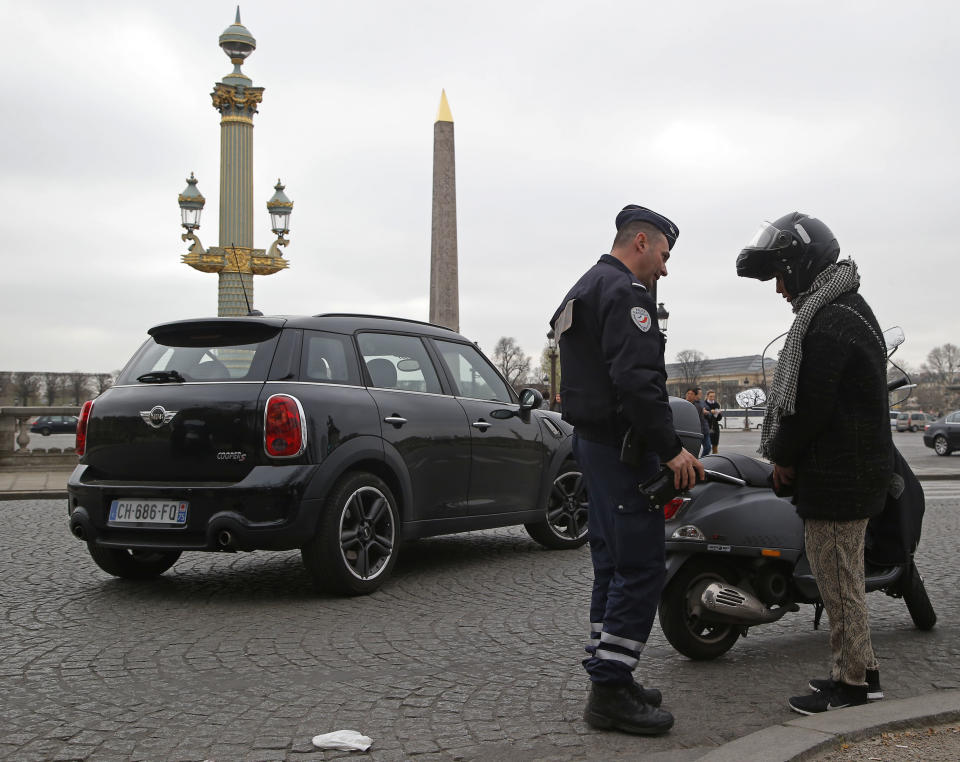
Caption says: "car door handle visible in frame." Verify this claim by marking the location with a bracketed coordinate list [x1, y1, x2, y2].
[384, 416, 407, 428]
[472, 420, 492, 431]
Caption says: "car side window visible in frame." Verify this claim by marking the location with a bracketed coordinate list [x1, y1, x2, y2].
[948, 412, 960, 423]
[302, 331, 360, 385]
[357, 333, 442, 394]
[433, 340, 513, 403]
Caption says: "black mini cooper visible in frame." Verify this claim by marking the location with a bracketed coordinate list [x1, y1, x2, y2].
[67, 314, 587, 594]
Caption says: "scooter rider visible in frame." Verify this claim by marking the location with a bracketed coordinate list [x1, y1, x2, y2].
[736, 212, 893, 714]
[551, 204, 703, 736]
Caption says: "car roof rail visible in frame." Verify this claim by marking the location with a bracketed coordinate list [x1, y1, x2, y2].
[312, 313, 459, 332]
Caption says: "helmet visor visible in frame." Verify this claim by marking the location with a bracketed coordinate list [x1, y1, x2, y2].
[746, 221, 789, 250]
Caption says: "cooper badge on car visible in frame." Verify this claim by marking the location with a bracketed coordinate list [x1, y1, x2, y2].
[140, 405, 178, 429]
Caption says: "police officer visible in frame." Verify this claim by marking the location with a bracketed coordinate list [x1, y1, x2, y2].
[551, 204, 703, 735]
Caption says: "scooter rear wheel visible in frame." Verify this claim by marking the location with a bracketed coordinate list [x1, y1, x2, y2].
[658, 559, 742, 660]
[903, 561, 937, 631]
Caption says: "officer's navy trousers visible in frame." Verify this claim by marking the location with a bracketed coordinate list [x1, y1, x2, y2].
[573, 434, 665, 685]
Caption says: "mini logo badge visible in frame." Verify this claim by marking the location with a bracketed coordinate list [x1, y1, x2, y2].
[631, 307, 651, 332]
[140, 405, 178, 429]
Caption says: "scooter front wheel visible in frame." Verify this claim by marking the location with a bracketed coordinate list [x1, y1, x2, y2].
[659, 559, 742, 660]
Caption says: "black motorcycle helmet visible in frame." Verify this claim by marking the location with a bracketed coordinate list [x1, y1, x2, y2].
[736, 212, 840, 296]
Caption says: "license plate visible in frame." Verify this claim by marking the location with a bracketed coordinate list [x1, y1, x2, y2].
[108, 499, 188, 526]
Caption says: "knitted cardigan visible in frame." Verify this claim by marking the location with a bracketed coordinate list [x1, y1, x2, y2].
[769, 291, 893, 521]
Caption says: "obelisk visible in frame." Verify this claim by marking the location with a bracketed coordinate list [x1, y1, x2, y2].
[429, 90, 459, 331]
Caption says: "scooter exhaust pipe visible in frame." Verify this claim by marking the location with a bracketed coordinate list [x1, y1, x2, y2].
[700, 583, 798, 625]
[71, 523, 86, 540]
[217, 529, 234, 549]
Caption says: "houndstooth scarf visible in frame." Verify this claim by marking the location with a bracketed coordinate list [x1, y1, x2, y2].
[759, 258, 860, 459]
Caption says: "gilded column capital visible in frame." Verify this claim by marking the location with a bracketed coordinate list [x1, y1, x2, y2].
[211, 83, 264, 121]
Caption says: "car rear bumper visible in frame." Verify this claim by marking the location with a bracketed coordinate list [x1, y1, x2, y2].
[66, 463, 322, 552]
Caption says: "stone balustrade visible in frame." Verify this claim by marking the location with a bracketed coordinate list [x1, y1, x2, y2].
[0, 406, 81, 468]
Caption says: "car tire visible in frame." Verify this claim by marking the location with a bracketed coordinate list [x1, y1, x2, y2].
[933, 435, 952, 456]
[301, 471, 400, 596]
[86, 544, 181, 579]
[910, 425, 919, 432]
[525, 461, 589, 549]
[40, 427, 52, 436]
[658, 559, 743, 660]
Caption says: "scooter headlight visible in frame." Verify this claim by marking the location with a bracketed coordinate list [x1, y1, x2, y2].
[671, 525, 705, 541]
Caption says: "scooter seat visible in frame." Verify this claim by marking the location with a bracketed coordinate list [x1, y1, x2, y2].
[702, 453, 773, 489]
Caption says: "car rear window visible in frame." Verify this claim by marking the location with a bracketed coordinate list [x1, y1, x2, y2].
[117, 322, 282, 383]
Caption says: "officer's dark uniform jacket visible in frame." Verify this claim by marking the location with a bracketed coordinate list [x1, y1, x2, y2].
[551, 254, 682, 463]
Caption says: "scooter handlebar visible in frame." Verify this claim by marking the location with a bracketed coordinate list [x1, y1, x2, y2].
[640, 467, 747, 510]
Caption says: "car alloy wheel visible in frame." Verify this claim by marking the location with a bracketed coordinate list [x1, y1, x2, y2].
[525, 462, 589, 549]
[547, 470, 588, 541]
[339, 485, 396, 581]
[934, 435, 951, 456]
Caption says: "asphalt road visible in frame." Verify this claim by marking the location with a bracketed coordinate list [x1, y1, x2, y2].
[2, 486, 959, 761]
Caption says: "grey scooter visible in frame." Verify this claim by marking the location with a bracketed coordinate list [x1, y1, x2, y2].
[652, 330, 936, 661]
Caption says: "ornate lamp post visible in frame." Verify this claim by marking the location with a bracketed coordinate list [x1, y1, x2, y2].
[178, 10, 293, 316]
[657, 302, 670, 333]
[546, 329, 559, 411]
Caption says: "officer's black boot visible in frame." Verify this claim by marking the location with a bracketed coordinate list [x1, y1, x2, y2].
[628, 682, 663, 708]
[584, 682, 674, 735]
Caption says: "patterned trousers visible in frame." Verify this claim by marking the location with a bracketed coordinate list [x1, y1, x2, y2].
[805, 518, 879, 686]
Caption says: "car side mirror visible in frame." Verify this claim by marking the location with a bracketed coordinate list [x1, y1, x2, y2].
[519, 388, 543, 412]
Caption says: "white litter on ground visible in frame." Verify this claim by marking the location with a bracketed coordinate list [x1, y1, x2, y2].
[311, 729, 373, 751]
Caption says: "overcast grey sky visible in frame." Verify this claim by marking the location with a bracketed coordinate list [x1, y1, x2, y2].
[3, 1, 957, 375]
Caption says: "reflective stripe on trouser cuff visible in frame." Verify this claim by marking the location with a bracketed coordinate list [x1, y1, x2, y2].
[590, 622, 603, 634]
[599, 631, 644, 651]
[594, 648, 639, 669]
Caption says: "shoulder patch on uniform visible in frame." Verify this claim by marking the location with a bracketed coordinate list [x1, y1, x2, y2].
[555, 299, 576, 337]
[631, 282, 648, 292]
[630, 306, 651, 332]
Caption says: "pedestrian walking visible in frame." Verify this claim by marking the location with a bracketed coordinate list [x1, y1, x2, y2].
[551, 204, 704, 736]
[736, 212, 892, 714]
[704, 389, 722, 453]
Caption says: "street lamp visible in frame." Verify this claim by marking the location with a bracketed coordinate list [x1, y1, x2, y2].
[266, 179, 294, 257]
[177, 10, 293, 316]
[178, 173, 206, 254]
[657, 302, 670, 332]
[546, 329, 558, 411]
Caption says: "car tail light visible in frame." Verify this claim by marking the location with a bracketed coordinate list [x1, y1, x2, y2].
[76, 400, 94, 456]
[264, 394, 306, 457]
[664, 497, 689, 520]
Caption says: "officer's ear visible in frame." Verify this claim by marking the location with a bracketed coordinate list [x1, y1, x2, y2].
[633, 230, 648, 252]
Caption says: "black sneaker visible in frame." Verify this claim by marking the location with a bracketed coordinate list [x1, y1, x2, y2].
[809, 669, 883, 700]
[627, 682, 663, 708]
[584, 682, 674, 735]
[789, 680, 868, 715]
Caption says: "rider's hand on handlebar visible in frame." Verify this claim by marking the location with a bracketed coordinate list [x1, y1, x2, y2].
[665, 448, 705, 490]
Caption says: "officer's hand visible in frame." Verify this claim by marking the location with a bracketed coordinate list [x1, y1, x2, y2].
[665, 448, 705, 490]
[772, 464, 795, 492]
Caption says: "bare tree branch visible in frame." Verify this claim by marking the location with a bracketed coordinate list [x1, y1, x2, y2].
[492, 337, 532, 389]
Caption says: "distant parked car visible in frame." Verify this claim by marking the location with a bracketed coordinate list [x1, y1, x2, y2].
[923, 410, 960, 456]
[896, 411, 930, 432]
[30, 415, 78, 436]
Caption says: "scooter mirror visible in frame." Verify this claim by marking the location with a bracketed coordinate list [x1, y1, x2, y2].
[736, 388, 767, 409]
[883, 326, 905, 354]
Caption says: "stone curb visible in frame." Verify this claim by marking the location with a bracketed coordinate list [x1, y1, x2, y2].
[0, 490, 67, 501]
[694, 690, 960, 761]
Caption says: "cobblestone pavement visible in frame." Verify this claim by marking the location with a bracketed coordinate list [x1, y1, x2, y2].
[2, 495, 959, 762]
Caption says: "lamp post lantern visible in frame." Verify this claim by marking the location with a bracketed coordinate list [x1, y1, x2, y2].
[178, 9, 293, 316]
[657, 301, 670, 333]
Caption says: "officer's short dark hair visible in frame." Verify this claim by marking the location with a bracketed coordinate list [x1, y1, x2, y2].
[613, 220, 666, 250]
